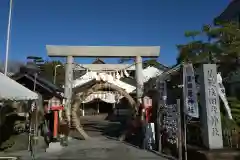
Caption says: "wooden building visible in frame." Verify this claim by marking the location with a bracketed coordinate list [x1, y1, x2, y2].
[11, 71, 63, 101]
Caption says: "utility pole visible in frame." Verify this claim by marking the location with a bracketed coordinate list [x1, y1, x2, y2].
[54, 64, 61, 84]
[4, 0, 13, 75]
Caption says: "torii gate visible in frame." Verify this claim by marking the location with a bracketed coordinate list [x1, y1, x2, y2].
[46, 45, 160, 122]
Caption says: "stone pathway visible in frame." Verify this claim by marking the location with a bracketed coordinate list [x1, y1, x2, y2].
[1, 137, 168, 160]
[0, 114, 170, 160]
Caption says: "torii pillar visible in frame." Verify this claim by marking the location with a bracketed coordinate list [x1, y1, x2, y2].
[46, 45, 160, 122]
[135, 56, 144, 112]
[64, 56, 74, 122]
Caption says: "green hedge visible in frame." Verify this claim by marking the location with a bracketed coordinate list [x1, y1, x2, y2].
[226, 97, 240, 126]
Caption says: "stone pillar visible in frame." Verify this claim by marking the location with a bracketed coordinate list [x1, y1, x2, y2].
[135, 56, 144, 122]
[135, 56, 144, 121]
[199, 64, 223, 149]
[135, 56, 146, 148]
[64, 56, 74, 123]
[135, 56, 144, 105]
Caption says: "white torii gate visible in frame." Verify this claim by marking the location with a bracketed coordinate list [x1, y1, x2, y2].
[46, 45, 160, 121]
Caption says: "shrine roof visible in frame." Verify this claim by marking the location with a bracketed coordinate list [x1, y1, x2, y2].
[92, 58, 105, 64]
[12, 72, 63, 99]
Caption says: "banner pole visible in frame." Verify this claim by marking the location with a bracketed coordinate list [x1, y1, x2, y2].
[177, 99, 183, 160]
[182, 64, 188, 160]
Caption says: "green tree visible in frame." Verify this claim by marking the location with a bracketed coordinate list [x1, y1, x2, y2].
[227, 97, 240, 126]
[176, 22, 240, 126]
[176, 27, 218, 64]
[176, 22, 240, 77]
[39, 61, 65, 87]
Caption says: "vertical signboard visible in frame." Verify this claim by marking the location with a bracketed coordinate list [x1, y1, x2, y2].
[183, 63, 199, 118]
[200, 64, 223, 149]
[157, 79, 167, 103]
[156, 78, 167, 152]
[160, 99, 182, 160]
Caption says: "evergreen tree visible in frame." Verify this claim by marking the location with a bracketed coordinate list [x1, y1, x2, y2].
[176, 22, 240, 78]
[39, 61, 65, 87]
[25, 56, 65, 87]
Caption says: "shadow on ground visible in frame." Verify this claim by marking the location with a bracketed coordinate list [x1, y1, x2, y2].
[74, 114, 143, 148]
[83, 120, 125, 138]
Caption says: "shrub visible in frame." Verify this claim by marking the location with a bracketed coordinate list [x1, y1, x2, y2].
[227, 97, 240, 126]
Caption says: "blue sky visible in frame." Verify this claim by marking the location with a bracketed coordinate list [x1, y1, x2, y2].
[0, 0, 229, 66]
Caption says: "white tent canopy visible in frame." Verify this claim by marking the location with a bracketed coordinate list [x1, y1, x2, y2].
[73, 66, 164, 104]
[73, 66, 164, 93]
[0, 73, 38, 101]
[143, 66, 164, 82]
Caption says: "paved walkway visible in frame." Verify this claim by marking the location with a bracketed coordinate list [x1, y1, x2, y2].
[1, 137, 168, 160]
[0, 114, 169, 160]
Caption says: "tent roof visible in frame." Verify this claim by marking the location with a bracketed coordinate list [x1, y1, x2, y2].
[142, 66, 164, 82]
[121, 66, 165, 86]
[73, 66, 164, 94]
[0, 72, 38, 101]
[92, 58, 105, 64]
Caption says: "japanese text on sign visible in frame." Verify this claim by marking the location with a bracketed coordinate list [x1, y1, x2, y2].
[183, 64, 199, 118]
[158, 80, 167, 101]
[161, 104, 179, 144]
[206, 68, 220, 137]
